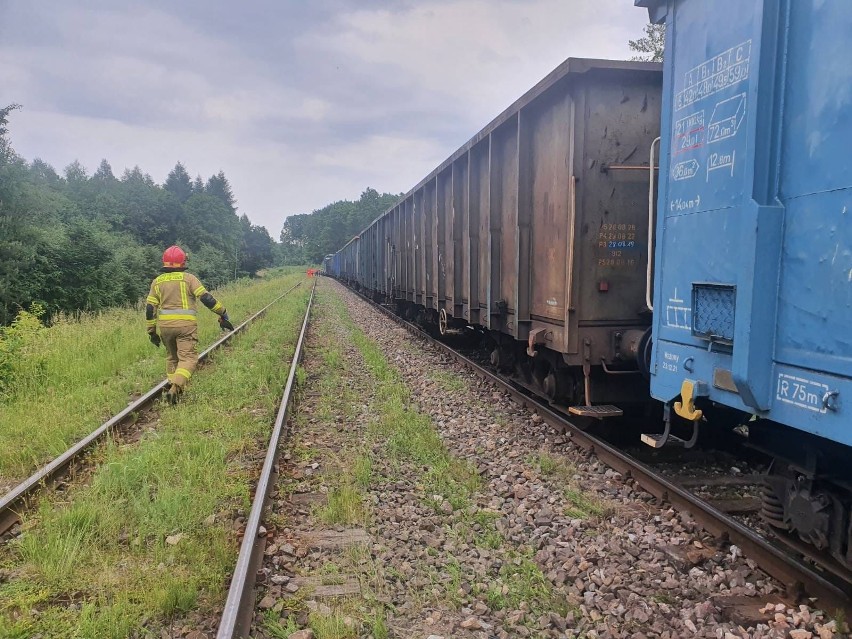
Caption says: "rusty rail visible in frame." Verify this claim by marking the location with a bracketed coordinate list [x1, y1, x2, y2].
[344, 283, 852, 616]
[216, 279, 315, 639]
[0, 280, 304, 536]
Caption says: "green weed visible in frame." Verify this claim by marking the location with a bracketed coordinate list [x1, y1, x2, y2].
[317, 480, 364, 526]
[499, 549, 569, 615]
[77, 596, 138, 639]
[0, 302, 45, 395]
[443, 557, 464, 608]
[831, 608, 847, 632]
[367, 609, 388, 639]
[309, 611, 357, 639]
[485, 583, 507, 610]
[471, 511, 503, 550]
[430, 370, 465, 393]
[295, 365, 308, 388]
[564, 486, 611, 520]
[323, 346, 344, 370]
[156, 576, 199, 616]
[529, 450, 575, 481]
[352, 454, 372, 488]
[263, 610, 300, 638]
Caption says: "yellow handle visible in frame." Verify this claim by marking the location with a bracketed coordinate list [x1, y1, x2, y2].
[674, 379, 704, 421]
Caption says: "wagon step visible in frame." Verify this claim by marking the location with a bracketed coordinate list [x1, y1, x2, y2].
[641, 412, 699, 449]
[640, 432, 690, 448]
[568, 404, 623, 418]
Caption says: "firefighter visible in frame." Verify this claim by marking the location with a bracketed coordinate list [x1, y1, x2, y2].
[145, 245, 235, 404]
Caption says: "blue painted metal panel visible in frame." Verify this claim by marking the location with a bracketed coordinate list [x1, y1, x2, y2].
[640, 0, 852, 446]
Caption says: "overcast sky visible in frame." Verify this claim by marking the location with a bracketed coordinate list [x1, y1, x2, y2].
[1, 0, 649, 236]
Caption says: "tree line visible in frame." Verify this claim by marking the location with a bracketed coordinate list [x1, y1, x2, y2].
[0, 105, 275, 325]
[278, 187, 401, 265]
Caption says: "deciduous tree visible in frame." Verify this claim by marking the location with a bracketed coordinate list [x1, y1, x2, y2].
[629, 23, 665, 62]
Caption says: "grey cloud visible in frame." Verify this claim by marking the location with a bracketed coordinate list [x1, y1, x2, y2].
[0, 0, 650, 233]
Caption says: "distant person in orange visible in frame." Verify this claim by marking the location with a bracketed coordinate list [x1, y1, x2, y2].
[145, 245, 234, 404]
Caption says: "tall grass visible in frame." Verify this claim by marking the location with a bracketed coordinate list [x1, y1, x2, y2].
[0, 282, 311, 637]
[0, 269, 306, 487]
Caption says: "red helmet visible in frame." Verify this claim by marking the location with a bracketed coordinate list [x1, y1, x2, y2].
[162, 245, 187, 268]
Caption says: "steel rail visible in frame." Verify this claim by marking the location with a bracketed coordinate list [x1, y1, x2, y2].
[0, 280, 304, 536]
[344, 283, 852, 615]
[216, 279, 315, 639]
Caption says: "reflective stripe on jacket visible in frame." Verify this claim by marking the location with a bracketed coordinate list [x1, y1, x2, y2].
[146, 271, 221, 327]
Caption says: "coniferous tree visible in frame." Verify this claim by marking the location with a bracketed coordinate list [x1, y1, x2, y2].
[205, 170, 236, 213]
[164, 162, 193, 203]
[92, 159, 116, 184]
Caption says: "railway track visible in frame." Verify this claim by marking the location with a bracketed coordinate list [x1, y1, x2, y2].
[215, 280, 315, 639]
[0, 280, 304, 538]
[343, 283, 852, 617]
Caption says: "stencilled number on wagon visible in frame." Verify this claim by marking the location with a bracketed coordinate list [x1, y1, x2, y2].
[597, 224, 638, 267]
[598, 258, 637, 268]
[776, 373, 829, 413]
[662, 351, 679, 373]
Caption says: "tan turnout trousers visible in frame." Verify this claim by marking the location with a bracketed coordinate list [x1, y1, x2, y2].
[159, 324, 198, 388]
[147, 270, 225, 390]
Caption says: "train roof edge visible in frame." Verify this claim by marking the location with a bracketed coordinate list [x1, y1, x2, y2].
[634, 0, 667, 23]
[333, 56, 662, 254]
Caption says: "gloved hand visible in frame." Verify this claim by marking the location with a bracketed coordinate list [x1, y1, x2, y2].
[218, 311, 234, 331]
[148, 332, 161, 347]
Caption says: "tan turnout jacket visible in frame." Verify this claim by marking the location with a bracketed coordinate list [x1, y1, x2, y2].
[145, 271, 223, 330]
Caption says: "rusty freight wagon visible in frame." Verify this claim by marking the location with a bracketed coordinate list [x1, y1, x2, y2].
[331, 58, 662, 417]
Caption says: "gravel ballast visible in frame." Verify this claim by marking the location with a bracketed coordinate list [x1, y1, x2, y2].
[250, 279, 846, 639]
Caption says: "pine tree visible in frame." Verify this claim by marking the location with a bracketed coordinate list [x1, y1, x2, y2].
[192, 175, 205, 193]
[164, 162, 193, 203]
[93, 159, 116, 184]
[205, 170, 236, 213]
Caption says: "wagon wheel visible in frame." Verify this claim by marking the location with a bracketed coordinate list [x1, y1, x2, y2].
[438, 308, 449, 336]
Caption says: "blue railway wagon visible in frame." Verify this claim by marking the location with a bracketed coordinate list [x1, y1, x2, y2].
[639, 0, 852, 568]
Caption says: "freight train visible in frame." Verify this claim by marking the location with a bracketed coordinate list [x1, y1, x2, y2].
[327, 58, 663, 420]
[327, 0, 852, 574]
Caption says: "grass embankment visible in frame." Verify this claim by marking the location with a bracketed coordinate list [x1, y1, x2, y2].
[0, 279, 312, 638]
[0, 268, 305, 488]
